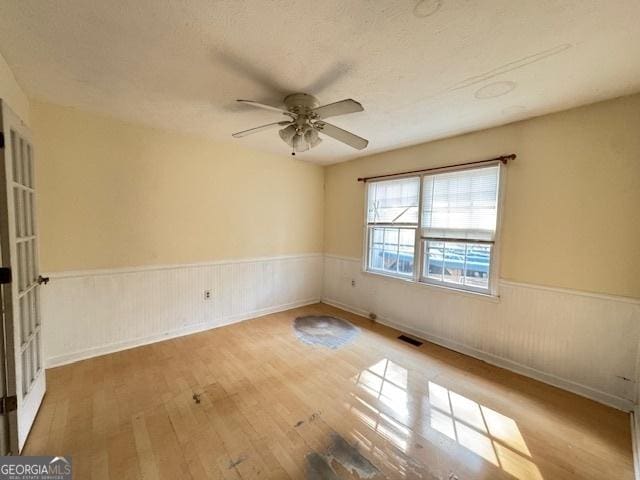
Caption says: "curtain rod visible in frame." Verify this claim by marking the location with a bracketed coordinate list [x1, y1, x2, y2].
[357, 154, 516, 182]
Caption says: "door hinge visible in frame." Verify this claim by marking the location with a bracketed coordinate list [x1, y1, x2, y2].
[0, 267, 11, 284]
[0, 395, 17, 415]
[0, 132, 4, 149]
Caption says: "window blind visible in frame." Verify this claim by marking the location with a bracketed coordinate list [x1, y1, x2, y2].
[367, 177, 420, 224]
[421, 165, 500, 241]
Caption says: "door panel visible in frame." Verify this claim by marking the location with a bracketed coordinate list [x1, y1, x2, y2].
[0, 100, 46, 453]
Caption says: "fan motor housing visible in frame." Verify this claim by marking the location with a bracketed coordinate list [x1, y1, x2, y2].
[284, 93, 319, 115]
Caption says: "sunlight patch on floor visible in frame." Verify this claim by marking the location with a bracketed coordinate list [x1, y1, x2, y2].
[428, 381, 542, 480]
[349, 358, 543, 480]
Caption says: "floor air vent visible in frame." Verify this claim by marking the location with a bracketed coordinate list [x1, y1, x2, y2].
[397, 334, 423, 347]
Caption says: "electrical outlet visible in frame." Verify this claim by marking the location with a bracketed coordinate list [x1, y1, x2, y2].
[351, 279, 356, 287]
[204, 290, 212, 300]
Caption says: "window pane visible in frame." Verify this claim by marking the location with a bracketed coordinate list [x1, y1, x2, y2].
[464, 244, 490, 289]
[370, 247, 384, 270]
[384, 228, 399, 246]
[368, 227, 415, 276]
[422, 240, 491, 291]
[368, 177, 420, 224]
[443, 242, 466, 285]
[383, 249, 398, 270]
[425, 241, 444, 282]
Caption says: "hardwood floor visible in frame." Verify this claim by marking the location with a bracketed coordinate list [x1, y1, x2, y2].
[24, 303, 633, 479]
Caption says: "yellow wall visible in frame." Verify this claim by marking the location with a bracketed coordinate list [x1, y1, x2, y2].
[324, 94, 640, 299]
[22, 93, 640, 298]
[0, 51, 30, 125]
[32, 101, 324, 272]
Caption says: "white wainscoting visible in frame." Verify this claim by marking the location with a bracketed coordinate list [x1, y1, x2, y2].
[42, 254, 323, 367]
[322, 255, 640, 411]
[41, 251, 640, 412]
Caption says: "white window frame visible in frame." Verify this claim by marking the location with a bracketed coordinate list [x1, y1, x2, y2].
[363, 162, 506, 297]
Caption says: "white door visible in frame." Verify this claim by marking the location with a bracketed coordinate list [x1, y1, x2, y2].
[0, 100, 46, 454]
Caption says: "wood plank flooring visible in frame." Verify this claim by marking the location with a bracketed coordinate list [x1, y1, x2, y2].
[23, 303, 634, 479]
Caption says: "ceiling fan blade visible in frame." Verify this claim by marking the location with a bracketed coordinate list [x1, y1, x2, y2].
[236, 99, 292, 115]
[232, 121, 292, 138]
[312, 99, 363, 119]
[304, 62, 351, 95]
[314, 121, 368, 150]
[216, 52, 289, 96]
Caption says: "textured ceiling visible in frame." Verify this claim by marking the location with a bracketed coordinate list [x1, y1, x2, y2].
[0, 0, 639, 164]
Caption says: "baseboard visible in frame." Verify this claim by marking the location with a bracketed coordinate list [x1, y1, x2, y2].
[321, 298, 370, 318]
[47, 297, 320, 368]
[633, 407, 640, 480]
[321, 297, 634, 412]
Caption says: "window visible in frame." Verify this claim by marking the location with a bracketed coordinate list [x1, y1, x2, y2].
[366, 177, 419, 277]
[365, 164, 502, 295]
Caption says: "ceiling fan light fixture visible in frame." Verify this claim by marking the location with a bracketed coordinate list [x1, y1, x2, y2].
[304, 128, 322, 148]
[279, 125, 297, 146]
[292, 133, 309, 152]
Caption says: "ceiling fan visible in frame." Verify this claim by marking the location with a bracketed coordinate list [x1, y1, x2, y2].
[232, 93, 368, 155]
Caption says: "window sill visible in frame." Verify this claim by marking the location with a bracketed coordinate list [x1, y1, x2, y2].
[364, 268, 414, 283]
[361, 269, 501, 303]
